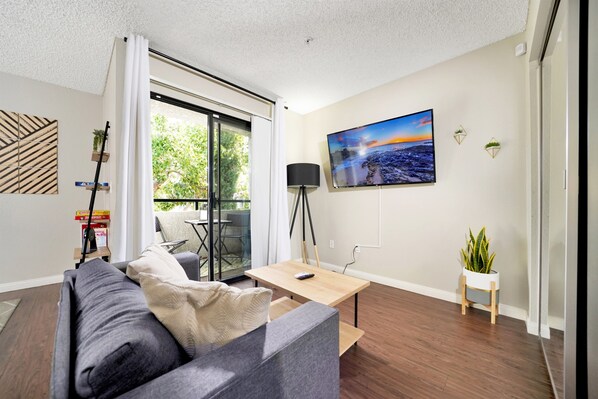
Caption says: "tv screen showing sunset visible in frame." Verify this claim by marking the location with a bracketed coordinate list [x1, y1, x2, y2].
[327, 109, 436, 187]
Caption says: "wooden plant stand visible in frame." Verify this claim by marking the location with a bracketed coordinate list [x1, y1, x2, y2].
[461, 275, 498, 324]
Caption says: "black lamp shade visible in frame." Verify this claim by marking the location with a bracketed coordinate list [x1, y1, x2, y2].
[287, 163, 320, 188]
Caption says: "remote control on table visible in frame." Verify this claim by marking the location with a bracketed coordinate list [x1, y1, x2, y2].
[294, 272, 315, 280]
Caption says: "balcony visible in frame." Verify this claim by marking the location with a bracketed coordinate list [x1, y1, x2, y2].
[154, 198, 250, 281]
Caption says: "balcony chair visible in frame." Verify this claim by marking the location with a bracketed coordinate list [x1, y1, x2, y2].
[155, 216, 188, 254]
[221, 212, 250, 263]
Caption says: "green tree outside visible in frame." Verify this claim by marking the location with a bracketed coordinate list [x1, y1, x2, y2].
[151, 113, 249, 212]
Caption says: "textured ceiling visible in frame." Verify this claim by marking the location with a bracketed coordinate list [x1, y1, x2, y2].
[0, 0, 528, 114]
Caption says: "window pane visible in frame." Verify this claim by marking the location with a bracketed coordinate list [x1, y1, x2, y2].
[150, 99, 208, 212]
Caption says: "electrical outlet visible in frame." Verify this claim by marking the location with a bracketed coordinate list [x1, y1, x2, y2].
[355, 246, 361, 253]
[329, 240, 335, 249]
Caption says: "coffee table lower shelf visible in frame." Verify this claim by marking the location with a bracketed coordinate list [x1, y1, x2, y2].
[269, 297, 364, 356]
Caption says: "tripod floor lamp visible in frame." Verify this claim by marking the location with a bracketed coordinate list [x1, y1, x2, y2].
[288, 163, 321, 267]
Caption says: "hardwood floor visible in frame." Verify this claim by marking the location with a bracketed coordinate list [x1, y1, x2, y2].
[0, 280, 553, 398]
[0, 284, 60, 399]
[333, 283, 554, 398]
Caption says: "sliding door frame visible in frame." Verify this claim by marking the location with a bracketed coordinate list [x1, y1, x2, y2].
[150, 92, 251, 283]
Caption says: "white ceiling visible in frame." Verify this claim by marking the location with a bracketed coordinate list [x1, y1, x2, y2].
[0, 0, 528, 114]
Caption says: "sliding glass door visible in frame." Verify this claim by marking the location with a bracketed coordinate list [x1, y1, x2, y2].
[209, 116, 251, 281]
[150, 93, 251, 282]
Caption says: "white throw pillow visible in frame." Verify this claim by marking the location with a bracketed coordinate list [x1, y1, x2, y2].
[126, 244, 188, 283]
[138, 273, 272, 358]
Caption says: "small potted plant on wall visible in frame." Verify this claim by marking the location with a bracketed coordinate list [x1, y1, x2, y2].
[92, 128, 109, 162]
[460, 227, 500, 323]
[484, 137, 501, 158]
[453, 125, 467, 144]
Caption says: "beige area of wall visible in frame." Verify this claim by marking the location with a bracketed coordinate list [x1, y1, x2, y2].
[300, 34, 529, 311]
[0, 72, 102, 285]
[102, 39, 126, 218]
[285, 109, 306, 260]
[149, 54, 272, 120]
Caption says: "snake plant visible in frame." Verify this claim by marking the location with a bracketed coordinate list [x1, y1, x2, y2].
[461, 227, 496, 274]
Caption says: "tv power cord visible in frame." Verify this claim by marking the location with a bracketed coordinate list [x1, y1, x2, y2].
[343, 245, 359, 274]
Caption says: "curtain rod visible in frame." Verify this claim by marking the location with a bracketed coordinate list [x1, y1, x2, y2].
[124, 37, 276, 105]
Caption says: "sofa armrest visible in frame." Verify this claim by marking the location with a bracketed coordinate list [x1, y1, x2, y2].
[119, 301, 339, 399]
[50, 271, 77, 399]
[171, 251, 200, 281]
[112, 251, 200, 281]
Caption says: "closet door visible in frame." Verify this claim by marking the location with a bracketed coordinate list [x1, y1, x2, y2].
[586, 1, 597, 397]
[539, 4, 567, 398]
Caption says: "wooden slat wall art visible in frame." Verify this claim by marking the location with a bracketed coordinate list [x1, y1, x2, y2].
[0, 110, 58, 194]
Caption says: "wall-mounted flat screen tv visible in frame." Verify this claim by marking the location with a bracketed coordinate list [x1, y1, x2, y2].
[327, 109, 436, 188]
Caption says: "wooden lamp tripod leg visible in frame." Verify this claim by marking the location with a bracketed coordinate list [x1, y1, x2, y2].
[301, 186, 308, 264]
[303, 187, 320, 268]
[491, 281, 497, 324]
[461, 274, 467, 315]
[289, 186, 319, 267]
[289, 186, 309, 264]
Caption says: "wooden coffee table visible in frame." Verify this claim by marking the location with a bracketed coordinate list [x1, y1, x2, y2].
[245, 260, 370, 355]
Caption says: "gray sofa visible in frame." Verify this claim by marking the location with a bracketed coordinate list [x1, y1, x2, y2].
[51, 252, 340, 398]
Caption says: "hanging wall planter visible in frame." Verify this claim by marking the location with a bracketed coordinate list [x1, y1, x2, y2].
[485, 138, 501, 158]
[453, 126, 467, 144]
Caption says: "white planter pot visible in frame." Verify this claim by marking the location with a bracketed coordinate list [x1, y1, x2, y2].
[462, 267, 499, 290]
[461, 267, 500, 323]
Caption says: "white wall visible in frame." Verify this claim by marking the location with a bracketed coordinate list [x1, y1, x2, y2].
[285, 109, 305, 164]
[149, 54, 272, 120]
[296, 34, 529, 312]
[0, 72, 102, 288]
[285, 109, 306, 260]
[102, 39, 126, 218]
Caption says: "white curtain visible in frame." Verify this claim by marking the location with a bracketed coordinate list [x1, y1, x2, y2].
[112, 34, 154, 262]
[250, 99, 291, 267]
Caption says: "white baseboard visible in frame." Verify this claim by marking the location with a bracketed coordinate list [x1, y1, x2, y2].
[526, 319, 550, 338]
[303, 258, 528, 323]
[548, 315, 565, 331]
[0, 274, 63, 293]
[541, 324, 551, 338]
[526, 318, 539, 335]
[525, 319, 564, 338]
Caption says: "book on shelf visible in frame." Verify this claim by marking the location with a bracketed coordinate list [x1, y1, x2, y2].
[75, 210, 110, 220]
[76, 209, 110, 216]
[75, 181, 110, 188]
[81, 223, 108, 247]
[75, 215, 111, 221]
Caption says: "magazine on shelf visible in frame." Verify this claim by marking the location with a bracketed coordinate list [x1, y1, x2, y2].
[81, 223, 108, 247]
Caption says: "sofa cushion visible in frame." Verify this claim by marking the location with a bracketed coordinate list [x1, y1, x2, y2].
[74, 258, 187, 399]
[126, 244, 188, 283]
[139, 272, 272, 358]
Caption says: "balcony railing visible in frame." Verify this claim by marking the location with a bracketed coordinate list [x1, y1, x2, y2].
[153, 198, 251, 282]
[154, 198, 250, 210]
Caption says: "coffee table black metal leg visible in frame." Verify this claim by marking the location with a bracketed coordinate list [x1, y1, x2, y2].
[254, 280, 258, 287]
[355, 293, 358, 328]
[354, 293, 359, 347]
